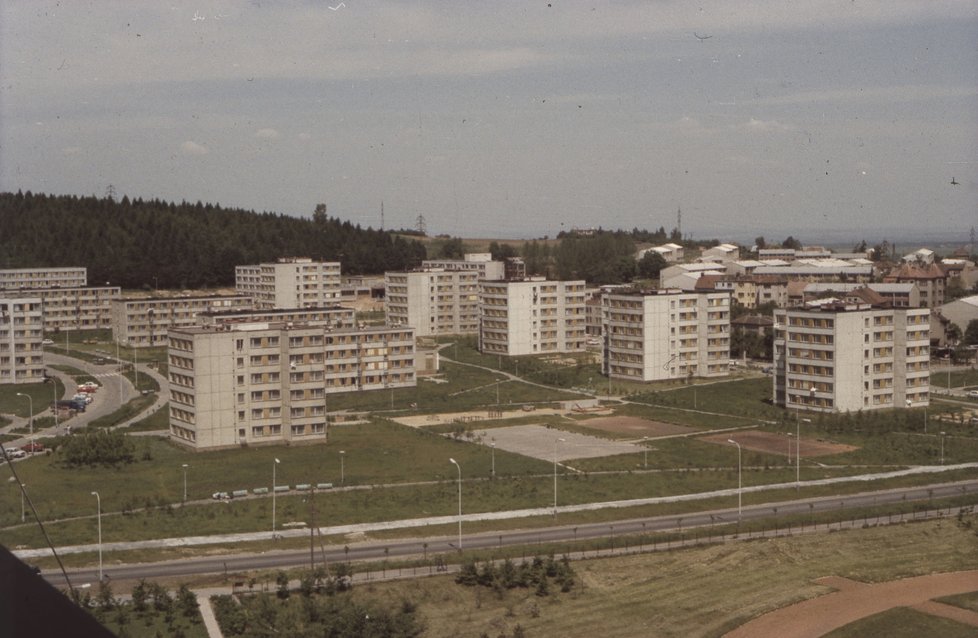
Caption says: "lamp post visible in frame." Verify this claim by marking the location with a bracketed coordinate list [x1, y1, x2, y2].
[490, 440, 496, 478]
[91, 491, 102, 581]
[727, 439, 742, 522]
[15, 393, 33, 447]
[797, 387, 815, 488]
[553, 437, 565, 515]
[940, 431, 946, 465]
[182, 464, 189, 503]
[787, 432, 793, 463]
[339, 450, 345, 485]
[449, 458, 462, 550]
[642, 436, 648, 469]
[272, 458, 281, 533]
[20, 484, 27, 523]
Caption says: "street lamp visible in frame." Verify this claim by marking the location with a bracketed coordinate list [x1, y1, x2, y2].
[339, 450, 345, 485]
[181, 464, 189, 503]
[91, 491, 102, 581]
[15, 393, 33, 447]
[642, 436, 649, 469]
[449, 458, 462, 551]
[20, 484, 27, 523]
[272, 458, 281, 533]
[490, 440, 496, 478]
[727, 439, 742, 522]
[940, 431, 946, 465]
[787, 432, 793, 463]
[553, 437, 565, 515]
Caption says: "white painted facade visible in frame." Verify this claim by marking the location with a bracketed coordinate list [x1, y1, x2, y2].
[0, 297, 45, 384]
[479, 278, 587, 355]
[773, 303, 930, 413]
[236, 258, 341, 309]
[602, 290, 731, 381]
[384, 269, 481, 336]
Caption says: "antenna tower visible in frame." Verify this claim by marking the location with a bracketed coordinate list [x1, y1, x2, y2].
[381, 201, 385, 230]
[105, 184, 116, 202]
[677, 206, 682, 237]
[415, 214, 427, 236]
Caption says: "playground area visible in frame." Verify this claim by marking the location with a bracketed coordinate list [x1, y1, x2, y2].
[470, 424, 644, 462]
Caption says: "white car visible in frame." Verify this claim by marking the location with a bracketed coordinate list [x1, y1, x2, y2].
[42, 339, 54, 345]
[968, 390, 978, 398]
[4, 449, 27, 460]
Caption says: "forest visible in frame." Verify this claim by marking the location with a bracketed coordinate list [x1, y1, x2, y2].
[0, 192, 427, 289]
[1, 191, 726, 289]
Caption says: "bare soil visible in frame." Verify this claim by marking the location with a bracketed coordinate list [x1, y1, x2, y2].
[701, 430, 858, 458]
[725, 570, 978, 638]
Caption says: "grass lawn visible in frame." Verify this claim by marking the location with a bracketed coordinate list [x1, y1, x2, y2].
[240, 515, 978, 638]
[0, 379, 65, 418]
[931, 368, 978, 390]
[937, 590, 978, 613]
[822, 606, 978, 638]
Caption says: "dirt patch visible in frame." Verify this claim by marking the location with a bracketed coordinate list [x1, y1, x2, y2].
[725, 570, 978, 638]
[574, 416, 699, 438]
[701, 430, 857, 458]
[472, 424, 643, 461]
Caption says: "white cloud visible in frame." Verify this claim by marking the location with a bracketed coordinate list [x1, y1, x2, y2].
[180, 140, 209, 155]
[255, 128, 280, 139]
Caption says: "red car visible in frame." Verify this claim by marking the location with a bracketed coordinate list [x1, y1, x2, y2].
[21, 442, 45, 454]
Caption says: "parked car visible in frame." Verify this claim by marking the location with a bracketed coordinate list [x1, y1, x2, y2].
[81, 381, 100, 389]
[968, 390, 978, 398]
[212, 492, 230, 500]
[4, 448, 27, 460]
[41, 339, 54, 345]
[21, 442, 45, 454]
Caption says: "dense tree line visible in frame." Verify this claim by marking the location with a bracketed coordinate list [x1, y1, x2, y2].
[0, 191, 426, 289]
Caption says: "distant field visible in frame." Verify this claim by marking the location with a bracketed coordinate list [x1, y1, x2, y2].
[307, 515, 978, 638]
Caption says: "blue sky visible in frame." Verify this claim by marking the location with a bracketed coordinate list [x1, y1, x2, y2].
[2, 1, 976, 242]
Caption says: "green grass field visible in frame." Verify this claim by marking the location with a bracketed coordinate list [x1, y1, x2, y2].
[823, 606, 978, 638]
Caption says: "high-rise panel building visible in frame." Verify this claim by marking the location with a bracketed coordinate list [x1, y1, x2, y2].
[479, 278, 587, 355]
[601, 290, 731, 381]
[236, 258, 342, 309]
[167, 322, 415, 450]
[773, 302, 929, 412]
[0, 297, 45, 384]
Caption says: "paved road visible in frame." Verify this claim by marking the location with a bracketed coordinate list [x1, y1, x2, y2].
[40, 479, 978, 588]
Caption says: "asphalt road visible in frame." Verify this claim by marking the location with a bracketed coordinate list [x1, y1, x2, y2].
[45, 479, 978, 588]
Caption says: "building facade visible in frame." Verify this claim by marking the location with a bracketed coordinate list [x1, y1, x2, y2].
[0, 267, 87, 290]
[602, 290, 731, 381]
[385, 269, 481, 336]
[773, 302, 929, 413]
[167, 323, 415, 450]
[0, 297, 45, 384]
[112, 295, 254, 348]
[236, 258, 342, 309]
[0, 286, 121, 332]
[197, 305, 355, 329]
[479, 278, 587, 355]
[420, 253, 506, 280]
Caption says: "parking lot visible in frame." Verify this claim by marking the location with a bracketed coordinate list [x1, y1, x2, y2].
[470, 424, 644, 462]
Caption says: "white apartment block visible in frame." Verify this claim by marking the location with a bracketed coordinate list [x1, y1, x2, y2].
[773, 302, 929, 413]
[0, 286, 121, 332]
[602, 290, 731, 382]
[479, 278, 587, 356]
[236, 258, 342, 309]
[0, 267, 87, 290]
[421, 253, 506, 280]
[167, 323, 416, 450]
[112, 295, 254, 348]
[0, 297, 45, 384]
[385, 269, 481, 337]
[197, 305, 355, 329]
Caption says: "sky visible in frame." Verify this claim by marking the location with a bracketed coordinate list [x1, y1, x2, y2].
[1, 1, 976, 243]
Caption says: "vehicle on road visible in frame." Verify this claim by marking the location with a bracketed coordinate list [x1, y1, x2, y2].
[212, 492, 230, 500]
[42, 339, 54, 345]
[22, 442, 45, 454]
[4, 448, 27, 460]
[72, 393, 93, 405]
[81, 381, 100, 389]
[968, 390, 978, 398]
